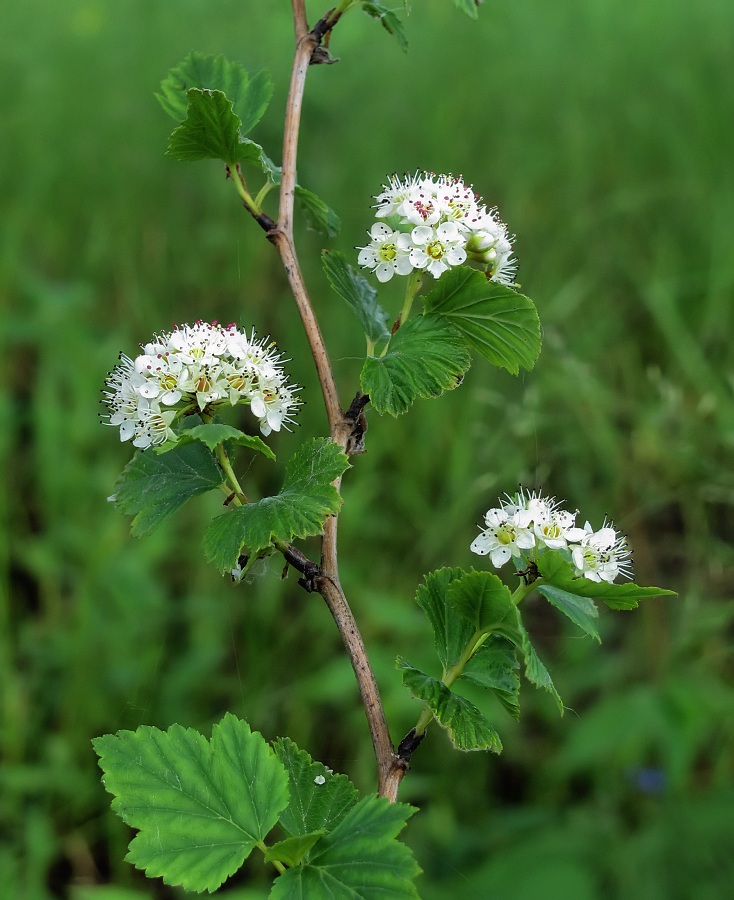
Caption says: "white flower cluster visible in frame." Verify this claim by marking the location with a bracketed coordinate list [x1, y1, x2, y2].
[470, 490, 632, 583]
[357, 172, 516, 284]
[102, 321, 301, 449]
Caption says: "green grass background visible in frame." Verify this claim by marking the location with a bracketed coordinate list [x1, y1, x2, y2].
[2, 0, 733, 897]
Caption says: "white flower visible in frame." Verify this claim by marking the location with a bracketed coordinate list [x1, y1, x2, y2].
[471, 489, 632, 583]
[374, 172, 422, 219]
[250, 380, 301, 437]
[409, 221, 467, 278]
[101, 322, 301, 447]
[132, 406, 177, 449]
[470, 505, 536, 569]
[570, 521, 632, 583]
[362, 172, 519, 284]
[134, 353, 187, 406]
[358, 223, 414, 283]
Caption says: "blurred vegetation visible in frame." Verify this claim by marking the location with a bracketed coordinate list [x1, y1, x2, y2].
[2, 0, 733, 897]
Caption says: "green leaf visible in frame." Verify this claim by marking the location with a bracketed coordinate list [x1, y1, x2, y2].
[509, 614, 564, 714]
[453, 0, 482, 19]
[264, 832, 326, 867]
[166, 88, 244, 165]
[536, 550, 676, 610]
[322, 250, 391, 345]
[447, 569, 515, 632]
[203, 438, 349, 571]
[114, 441, 223, 537]
[235, 141, 340, 237]
[238, 138, 282, 182]
[360, 314, 471, 416]
[415, 567, 474, 671]
[295, 185, 341, 238]
[397, 658, 502, 752]
[177, 423, 275, 461]
[360, 2, 409, 52]
[536, 584, 601, 642]
[93, 714, 289, 893]
[422, 266, 541, 374]
[273, 738, 359, 837]
[460, 637, 521, 720]
[270, 796, 420, 899]
[157, 52, 273, 135]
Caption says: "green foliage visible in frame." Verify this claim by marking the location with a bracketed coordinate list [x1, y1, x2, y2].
[157, 51, 273, 135]
[94, 716, 420, 895]
[422, 267, 541, 375]
[361, 315, 471, 415]
[460, 638, 521, 719]
[264, 832, 326, 867]
[159, 53, 339, 235]
[322, 250, 391, 346]
[360, 2, 409, 52]
[453, 0, 482, 19]
[537, 551, 676, 610]
[447, 569, 514, 632]
[237, 139, 341, 237]
[238, 138, 282, 181]
[203, 438, 349, 570]
[6, 0, 731, 896]
[270, 796, 420, 899]
[398, 658, 502, 752]
[93, 714, 289, 892]
[415, 567, 474, 670]
[114, 441, 223, 537]
[166, 88, 248, 165]
[512, 617, 564, 714]
[273, 738, 359, 837]
[536, 583, 601, 641]
[293, 185, 341, 238]
[176, 422, 276, 461]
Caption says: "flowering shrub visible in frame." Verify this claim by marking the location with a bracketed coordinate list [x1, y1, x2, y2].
[93, 7, 674, 897]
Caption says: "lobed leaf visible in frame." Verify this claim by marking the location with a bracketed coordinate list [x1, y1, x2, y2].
[264, 832, 326, 868]
[536, 550, 676, 610]
[397, 658, 502, 753]
[157, 52, 273, 135]
[422, 266, 541, 374]
[114, 441, 223, 537]
[270, 795, 420, 899]
[360, 314, 471, 416]
[510, 613, 564, 714]
[447, 569, 515, 633]
[177, 423, 275, 461]
[453, 0, 482, 19]
[238, 138, 282, 182]
[460, 637, 521, 720]
[536, 583, 601, 642]
[93, 714, 289, 893]
[360, 2, 409, 52]
[415, 567, 473, 671]
[234, 142, 340, 237]
[203, 438, 349, 571]
[322, 250, 391, 345]
[166, 88, 244, 165]
[294, 185, 341, 238]
[273, 738, 359, 838]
